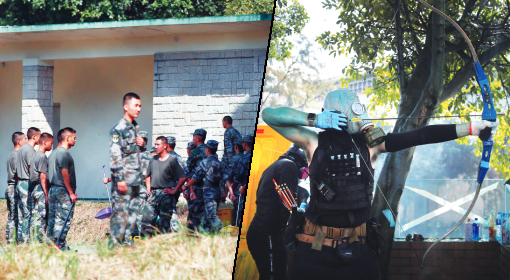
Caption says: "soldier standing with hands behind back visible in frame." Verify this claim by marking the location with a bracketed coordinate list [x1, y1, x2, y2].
[109, 92, 145, 246]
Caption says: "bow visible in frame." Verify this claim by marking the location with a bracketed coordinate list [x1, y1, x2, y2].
[417, 0, 497, 264]
[345, 0, 498, 269]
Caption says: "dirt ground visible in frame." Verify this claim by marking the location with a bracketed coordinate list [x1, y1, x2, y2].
[0, 199, 233, 246]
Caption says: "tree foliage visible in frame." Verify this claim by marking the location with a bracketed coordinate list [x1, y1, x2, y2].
[317, 0, 510, 176]
[261, 36, 340, 114]
[0, 0, 240, 25]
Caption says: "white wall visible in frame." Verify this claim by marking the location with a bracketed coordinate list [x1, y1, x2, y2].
[0, 62, 23, 198]
[52, 56, 154, 198]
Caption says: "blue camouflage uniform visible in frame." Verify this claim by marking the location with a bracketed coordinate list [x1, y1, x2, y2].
[228, 139, 245, 227]
[222, 126, 242, 168]
[186, 129, 207, 229]
[191, 140, 229, 232]
[232, 135, 254, 226]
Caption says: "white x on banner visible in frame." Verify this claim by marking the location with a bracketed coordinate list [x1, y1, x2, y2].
[400, 182, 499, 232]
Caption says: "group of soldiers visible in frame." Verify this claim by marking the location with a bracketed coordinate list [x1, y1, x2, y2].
[5, 127, 78, 250]
[4, 92, 253, 249]
[107, 92, 253, 246]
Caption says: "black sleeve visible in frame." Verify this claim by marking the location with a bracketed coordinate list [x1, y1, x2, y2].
[277, 161, 300, 202]
[385, 124, 458, 152]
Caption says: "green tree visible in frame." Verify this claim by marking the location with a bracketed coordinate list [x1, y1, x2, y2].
[225, 0, 310, 61]
[0, 0, 230, 25]
[261, 36, 340, 114]
[317, 0, 510, 276]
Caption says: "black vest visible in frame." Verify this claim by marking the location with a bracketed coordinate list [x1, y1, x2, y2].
[305, 130, 374, 227]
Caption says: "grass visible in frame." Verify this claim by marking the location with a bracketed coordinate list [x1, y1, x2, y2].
[0, 199, 239, 279]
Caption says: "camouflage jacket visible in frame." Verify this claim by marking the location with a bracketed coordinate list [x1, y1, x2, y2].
[186, 143, 206, 178]
[169, 151, 185, 170]
[110, 117, 142, 186]
[227, 152, 244, 179]
[222, 126, 242, 162]
[233, 150, 253, 186]
[139, 150, 153, 178]
[192, 154, 229, 190]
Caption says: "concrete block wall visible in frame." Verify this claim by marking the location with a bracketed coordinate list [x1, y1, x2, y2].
[22, 65, 54, 135]
[153, 49, 266, 159]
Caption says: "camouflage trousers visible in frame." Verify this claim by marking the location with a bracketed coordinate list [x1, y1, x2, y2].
[142, 189, 177, 235]
[188, 187, 205, 231]
[30, 184, 47, 243]
[185, 187, 195, 225]
[232, 188, 244, 227]
[5, 183, 18, 244]
[16, 180, 30, 243]
[203, 187, 223, 233]
[132, 185, 148, 236]
[47, 187, 74, 248]
[110, 184, 140, 246]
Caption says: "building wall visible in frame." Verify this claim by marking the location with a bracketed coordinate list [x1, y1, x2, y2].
[0, 62, 23, 197]
[52, 56, 154, 198]
[153, 49, 265, 159]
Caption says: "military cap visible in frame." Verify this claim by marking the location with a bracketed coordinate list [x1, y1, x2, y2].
[242, 135, 254, 143]
[138, 131, 148, 138]
[235, 139, 244, 146]
[205, 140, 219, 149]
[190, 128, 207, 137]
[187, 141, 197, 149]
[167, 136, 176, 144]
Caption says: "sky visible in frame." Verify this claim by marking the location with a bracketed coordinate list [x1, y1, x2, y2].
[286, 0, 354, 79]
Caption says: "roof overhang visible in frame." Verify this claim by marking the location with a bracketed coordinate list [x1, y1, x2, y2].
[0, 14, 272, 44]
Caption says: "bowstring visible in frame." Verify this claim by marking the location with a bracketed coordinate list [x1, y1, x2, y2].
[346, 132, 424, 267]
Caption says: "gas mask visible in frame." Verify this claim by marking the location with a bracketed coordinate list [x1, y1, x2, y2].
[323, 89, 386, 147]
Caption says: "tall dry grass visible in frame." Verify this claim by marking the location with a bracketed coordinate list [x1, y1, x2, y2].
[0, 199, 239, 279]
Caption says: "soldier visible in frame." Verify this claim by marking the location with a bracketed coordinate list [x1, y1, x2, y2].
[6, 132, 27, 244]
[184, 129, 207, 230]
[187, 140, 234, 232]
[166, 136, 185, 231]
[109, 92, 145, 246]
[150, 146, 157, 156]
[228, 139, 245, 227]
[221, 116, 242, 168]
[47, 127, 77, 250]
[16, 127, 41, 243]
[187, 141, 197, 156]
[233, 135, 254, 200]
[104, 131, 152, 237]
[29, 133, 53, 243]
[142, 136, 186, 235]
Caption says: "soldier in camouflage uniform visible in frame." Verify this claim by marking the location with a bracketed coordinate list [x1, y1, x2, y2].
[109, 93, 144, 246]
[47, 127, 77, 250]
[228, 139, 245, 227]
[6, 132, 26, 244]
[29, 133, 53, 243]
[221, 116, 242, 169]
[167, 136, 185, 232]
[232, 135, 254, 213]
[188, 140, 235, 232]
[103, 133, 152, 237]
[184, 129, 207, 230]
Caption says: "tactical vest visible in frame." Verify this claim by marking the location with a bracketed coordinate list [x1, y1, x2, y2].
[309, 130, 373, 212]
